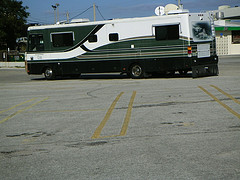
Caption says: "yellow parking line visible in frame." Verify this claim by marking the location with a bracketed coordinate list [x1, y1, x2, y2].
[211, 85, 240, 105]
[23, 108, 106, 113]
[92, 91, 137, 139]
[91, 92, 124, 139]
[22, 137, 38, 144]
[120, 91, 136, 136]
[199, 86, 240, 119]
[0, 97, 38, 115]
[0, 97, 49, 124]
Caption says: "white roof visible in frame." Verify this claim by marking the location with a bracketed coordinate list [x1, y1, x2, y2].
[28, 13, 193, 31]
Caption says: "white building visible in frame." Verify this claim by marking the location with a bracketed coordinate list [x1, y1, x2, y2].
[213, 6, 240, 55]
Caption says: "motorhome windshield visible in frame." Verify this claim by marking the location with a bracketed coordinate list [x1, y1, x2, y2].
[28, 34, 44, 52]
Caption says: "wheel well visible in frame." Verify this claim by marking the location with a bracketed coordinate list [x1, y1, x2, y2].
[42, 66, 49, 74]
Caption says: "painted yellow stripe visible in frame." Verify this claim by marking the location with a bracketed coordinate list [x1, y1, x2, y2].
[91, 92, 124, 139]
[24, 108, 105, 113]
[0, 97, 49, 124]
[120, 91, 137, 136]
[211, 85, 240, 105]
[199, 86, 240, 119]
[0, 97, 38, 115]
[22, 137, 38, 144]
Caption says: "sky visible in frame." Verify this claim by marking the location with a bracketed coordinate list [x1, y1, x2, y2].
[21, 0, 240, 24]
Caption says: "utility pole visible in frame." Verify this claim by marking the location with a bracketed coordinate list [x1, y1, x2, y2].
[56, 3, 60, 23]
[52, 3, 60, 24]
[52, 5, 57, 24]
[93, 3, 96, 21]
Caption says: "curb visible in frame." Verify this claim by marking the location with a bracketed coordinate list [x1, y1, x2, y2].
[0, 62, 25, 68]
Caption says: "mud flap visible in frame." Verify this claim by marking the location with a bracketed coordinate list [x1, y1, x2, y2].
[192, 64, 219, 78]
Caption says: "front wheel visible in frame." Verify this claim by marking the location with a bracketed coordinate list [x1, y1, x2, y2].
[129, 64, 144, 79]
[44, 67, 56, 80]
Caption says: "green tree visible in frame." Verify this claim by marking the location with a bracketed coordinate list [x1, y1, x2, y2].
[0, 0, 29, 50]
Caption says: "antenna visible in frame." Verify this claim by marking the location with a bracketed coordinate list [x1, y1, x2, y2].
[66, 11, 69, 23]
[178, 0, 181, 7]
[177, 0, 183, 9]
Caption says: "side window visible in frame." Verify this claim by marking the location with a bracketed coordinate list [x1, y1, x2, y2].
[155, 25, 179, 41]
[232, 30, 240, 44]
[51, 32, 74, 47]
[88, 34, 98, 43]
[109, 33, 119, 41]
[28, 34, 44, 52]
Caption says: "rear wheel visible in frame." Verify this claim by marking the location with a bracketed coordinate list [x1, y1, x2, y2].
[129, 64, 144, 79]
[178, 70, 188, 75]
[166, 71, 175, 76]
[70, 74, 81, 79]
[44, 67, 56, 80]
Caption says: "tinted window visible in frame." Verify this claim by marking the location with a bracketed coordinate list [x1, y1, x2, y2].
[155, 25, 179, 41]
[109, 33, 119, 41]
[52, 32, 74, 47]
[232, 30, 240, 44]
[28, 34, 44, 51]
[88, 34, 98, 43]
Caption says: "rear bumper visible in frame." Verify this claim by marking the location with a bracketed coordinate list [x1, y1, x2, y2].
[191, 55, 219, 78]
[192, 64, 219, 78]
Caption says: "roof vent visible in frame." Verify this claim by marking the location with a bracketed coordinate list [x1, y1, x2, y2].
[168, 9, 189, 15]
[216, 12, 224, 20]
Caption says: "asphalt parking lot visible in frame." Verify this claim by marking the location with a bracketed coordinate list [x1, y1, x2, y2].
[0, 56, 240, 179]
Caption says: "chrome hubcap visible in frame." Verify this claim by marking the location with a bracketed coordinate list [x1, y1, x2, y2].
[132, 65, 142, 77]
[45, 68, 53, 78]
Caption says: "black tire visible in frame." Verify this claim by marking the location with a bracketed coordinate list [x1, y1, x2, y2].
[129, 64, 144, 79]
[178, 70, 188, 75]
[44, 67, 56, 80]
[70, 74, 81, 79]
[213, 66, 219, 76]
[166, 71, 175, 76]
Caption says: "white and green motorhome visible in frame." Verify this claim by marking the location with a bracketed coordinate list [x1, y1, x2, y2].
[25, 9, 218, 79]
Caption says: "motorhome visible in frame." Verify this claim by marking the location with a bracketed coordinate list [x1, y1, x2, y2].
[25, 6, 218, 79]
